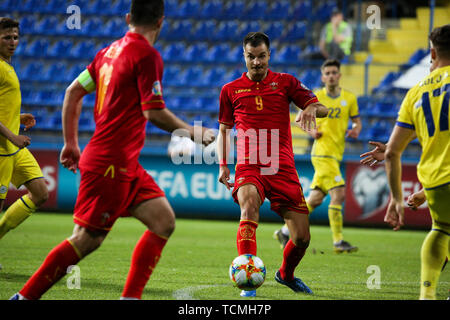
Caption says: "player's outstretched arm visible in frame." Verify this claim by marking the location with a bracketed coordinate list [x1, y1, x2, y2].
[144, 108, 215, 146]
[60, 79, 88, 173]
[384, 125, 416, 230]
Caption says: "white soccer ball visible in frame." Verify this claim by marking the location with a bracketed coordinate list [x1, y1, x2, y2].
[229, 254, 266, 290]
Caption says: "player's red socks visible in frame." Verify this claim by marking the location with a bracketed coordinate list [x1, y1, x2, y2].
[237, 220, 258, 256]
[19, 239, 81, 300]
[279, 239, 307, 281]
[121, 230, 168, 299]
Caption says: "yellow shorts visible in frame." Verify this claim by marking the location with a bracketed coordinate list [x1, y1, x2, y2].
[310, 156, 345, 194]
[424, 183, 450, 233]
[0, 148, 44, 200]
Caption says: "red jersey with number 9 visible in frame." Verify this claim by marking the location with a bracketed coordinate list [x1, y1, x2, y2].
[219, 70, 318, 169]
[79, 32, 165, 180]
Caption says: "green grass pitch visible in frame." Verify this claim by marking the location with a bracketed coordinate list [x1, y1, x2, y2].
[0, 212, 448, 300]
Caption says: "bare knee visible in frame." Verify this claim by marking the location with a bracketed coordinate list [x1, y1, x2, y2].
[69, 226, 106, 257]
[291, 231, 310, 248]
[27, 179, 49, 207]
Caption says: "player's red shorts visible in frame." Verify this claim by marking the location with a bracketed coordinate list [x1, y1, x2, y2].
[73, 164, 165, 232]
[232, 164, 309, 216]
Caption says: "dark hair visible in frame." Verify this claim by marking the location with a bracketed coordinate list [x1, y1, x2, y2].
[243, 32, 270, 50]
[321, 59, 341, 70]
[0, 17, 19, 31]
[429, 24, 450, 59]
[130, 0, 164, 27]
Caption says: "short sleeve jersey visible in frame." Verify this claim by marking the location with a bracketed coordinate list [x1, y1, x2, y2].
[79, 32, 165, 180]
[311, 87, 359, 161]
[219, 70, 318, 169]
[0, 60, 21, 155]
[396, 65, 450, 189]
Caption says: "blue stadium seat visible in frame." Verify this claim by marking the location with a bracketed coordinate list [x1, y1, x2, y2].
[41, 0, 68, 14]
[103, 17, 127, 38]
[19, 15, 39, 35]
[162, 43, 186, 63]
[300, 69, 322, 89]
[221, 0, 245, 20]
[177, 0, 201, 19]
[47, 40, 73, 58]
[214, 21, 239, 42]
[164, 96, 182, 111]
[357, 96, 372, 116]
[368, 120, 392, 141]
[183, 43, 209, 63]
[14, 39, 27, 57]
[164, 0, 179, 18]
[23, 39, 50, 58]
[224, 68, 243, 83]
[199, 0, 223, 19]
[17, 0, 42, 13]
[83, 17, 105, 37]
[264, 21, 284, 39]
[79, 111, 95, 132]
[244, 1, 268, 20]
[283, 22, 307, 41]
[163, 65, 184, 87]
[69, 40, 96, 59]
[84, 93, 96, 108]
[49, 111, 62, 131]
[204, 43, 231, 63]
[30, 108, 50, 130]
[200, 96, 219, 112]
[37, 90, 64, 106]
[273, 45, 300, 64]
[43, 62, 68, 83]
[0, 0, 13, 11]
[226, 46, 242, 64]
[109, 0, 131, 16]
[237, 21, 261, 39]
[183, 66, 204, 87]
[86, 0, 113, 15]
[165, 20, 194, 41]
[190, 20, 216, 42]
[313, 1, 337, 23]
[290, 0, 312, 20]
[201, 67, 227, 88]
[266, 1, 290, 20]
[66, 63, 88, 82]
[35, 16, 60, 36]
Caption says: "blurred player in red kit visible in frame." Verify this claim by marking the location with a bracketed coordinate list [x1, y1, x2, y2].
[11, 0, 214, 300]
[217, 32, 328, 297]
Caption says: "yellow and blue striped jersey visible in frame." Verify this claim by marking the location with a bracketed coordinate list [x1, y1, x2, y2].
[0, 59, 21, 155]
[311, 87, 359, 161]
[397, 65, 450, 189]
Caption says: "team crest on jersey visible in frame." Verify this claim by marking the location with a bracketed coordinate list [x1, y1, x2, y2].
[340, 100, 347, 107]
[0, 185, 7, 194]
[269, 82, 278, 90]
[152, 80, 162, 96]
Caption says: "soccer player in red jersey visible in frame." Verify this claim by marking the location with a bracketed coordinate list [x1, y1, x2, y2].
[11, 0, 214, 300]
[217, 32, 328, 296]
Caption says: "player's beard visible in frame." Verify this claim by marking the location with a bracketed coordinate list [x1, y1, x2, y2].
[249, 66, 267, 82]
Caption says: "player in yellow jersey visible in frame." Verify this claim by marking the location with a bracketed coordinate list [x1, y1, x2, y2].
[0, 17, 48, 241]
[383, 24, 450, 300]
[275, 59, 362, 253]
